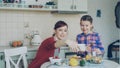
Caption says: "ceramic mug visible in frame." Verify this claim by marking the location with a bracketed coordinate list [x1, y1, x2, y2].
[78, 44, 86, 51]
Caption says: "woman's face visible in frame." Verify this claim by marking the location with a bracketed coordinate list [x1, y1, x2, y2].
[54, 26, 68, 40]
[80, 21, 93, 34]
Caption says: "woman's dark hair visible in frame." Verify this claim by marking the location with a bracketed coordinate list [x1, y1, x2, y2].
[54, 20, 68, 30]
[80, 15, 93, 24]
[53, 20, 68, 36]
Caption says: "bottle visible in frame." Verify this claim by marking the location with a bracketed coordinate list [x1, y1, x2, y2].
[31, 31, 42, 46]
[80, 58, 86, 66]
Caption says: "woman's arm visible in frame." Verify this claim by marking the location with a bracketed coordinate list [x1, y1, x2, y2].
[55, 40, 80, 52]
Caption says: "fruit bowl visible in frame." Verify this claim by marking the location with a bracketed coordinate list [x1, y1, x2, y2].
[87, 57, 102, 64]
[49, 56, 62, 65]
[10, 40, 23, 47]
[85, 54, 103, 64]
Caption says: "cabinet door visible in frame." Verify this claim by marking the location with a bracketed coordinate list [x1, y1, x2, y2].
[0, 53, 5, 68]
[58, 0, 73, 11]
[27, 50, 37, 60]
[59, 49, 65, 58]
[74, 0, 87, 12]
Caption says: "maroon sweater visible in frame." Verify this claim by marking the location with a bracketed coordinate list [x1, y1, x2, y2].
[28, 37, 56, 68]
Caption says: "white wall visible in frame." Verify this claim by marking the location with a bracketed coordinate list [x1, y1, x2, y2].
[87, 0, 119, 58]
[0, 0, 119, 58]
[0, 11, 81, 45]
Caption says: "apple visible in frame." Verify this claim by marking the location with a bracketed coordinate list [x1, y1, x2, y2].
[53, 56, 59, 59]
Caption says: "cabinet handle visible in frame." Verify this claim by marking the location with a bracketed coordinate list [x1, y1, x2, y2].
[71, 5, 73, 9]
[74, 5, 76, 9]
[0, 55, 4, 60]
[26, 54, 28, 57]
[0, 56, 2, 60]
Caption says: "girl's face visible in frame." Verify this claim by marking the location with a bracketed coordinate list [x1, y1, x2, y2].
[80, 21, 93, 34]
[54, 26, 68, 40]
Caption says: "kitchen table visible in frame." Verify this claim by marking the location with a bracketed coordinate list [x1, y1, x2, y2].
[41, 60, 120, 68]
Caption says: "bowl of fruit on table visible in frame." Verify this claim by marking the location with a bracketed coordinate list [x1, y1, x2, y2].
[85, 54, 103, 64]
[49, 56, 62, 65]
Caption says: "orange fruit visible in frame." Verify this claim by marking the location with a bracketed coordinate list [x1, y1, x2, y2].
[17, 41, 22, 46]
[12, 41, 18, 47]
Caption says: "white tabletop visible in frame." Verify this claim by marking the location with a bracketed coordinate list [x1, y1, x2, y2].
[41, 60, 120, 68]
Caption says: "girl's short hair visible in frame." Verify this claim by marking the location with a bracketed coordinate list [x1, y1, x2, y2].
[80, 15, 93, 24]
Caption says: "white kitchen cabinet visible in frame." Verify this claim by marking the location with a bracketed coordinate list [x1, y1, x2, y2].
[55, 0, 73, 11]
[53, 0, 87, 12]
[27, 50, 37, 64]
[74, 0, 87, 12]
[0, 0, 87, 13]
[0, 0, 57, 11]
[0, 53, 5, 68]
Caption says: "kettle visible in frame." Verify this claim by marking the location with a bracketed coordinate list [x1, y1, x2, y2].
[31, 31, 42, 46]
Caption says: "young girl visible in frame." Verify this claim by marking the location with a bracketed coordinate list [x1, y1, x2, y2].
[28, 20, 79, 68]
[76, 15, 104, 56]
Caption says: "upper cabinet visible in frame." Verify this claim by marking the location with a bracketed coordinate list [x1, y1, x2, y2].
[53, 0, 88, 12]
[0, 0, 57, 11]
[0, 0, 87, 13]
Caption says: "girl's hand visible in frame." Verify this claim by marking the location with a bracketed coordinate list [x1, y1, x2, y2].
[86, 46, 92, 52]
[94, 48, 102, 54]
[65, 40, 80, 52]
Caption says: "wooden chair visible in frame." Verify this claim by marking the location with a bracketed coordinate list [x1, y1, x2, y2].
[112, 47, 119, 59]
[108, 39, 120, 61]
[4, 46, 28, 68]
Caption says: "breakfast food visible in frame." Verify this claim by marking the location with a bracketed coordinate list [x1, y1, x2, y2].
[12, 41, 18, 47]
[49, 56, 62, 65]
[80, 58, 86, 66]
[85, 54, 102, 64]
[53, 56, 59, 59]
[69, 55, 79, 66]
[17, 41, 22, 46]
[93, 56, 102, 64]
[85, 54, 92, 60]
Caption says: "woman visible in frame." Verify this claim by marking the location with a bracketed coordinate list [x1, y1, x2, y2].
[28, 20, 79, 68]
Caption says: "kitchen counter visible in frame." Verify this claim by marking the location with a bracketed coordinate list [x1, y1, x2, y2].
[0, 45, 69, 52]
[0, 45, 39, 52]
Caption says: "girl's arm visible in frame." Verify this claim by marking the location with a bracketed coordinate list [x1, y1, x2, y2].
[95, 33, 104, 54]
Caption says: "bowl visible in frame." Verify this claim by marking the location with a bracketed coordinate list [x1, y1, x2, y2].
[49, 57, 62, 65]
[86, 54, 103, 64]
[88, 57, 102, 64]
[10, 40, 23, 47]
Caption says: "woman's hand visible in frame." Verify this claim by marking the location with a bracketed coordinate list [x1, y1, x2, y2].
[65, 40, 80, 52]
